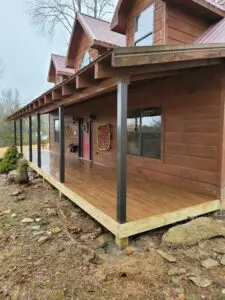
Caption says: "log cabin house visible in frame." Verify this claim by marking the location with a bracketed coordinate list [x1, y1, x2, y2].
[8, 0, 225, 248]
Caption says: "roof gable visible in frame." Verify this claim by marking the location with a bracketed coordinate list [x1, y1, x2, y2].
[48, 54, 74, 83]
[111, 0, 225, 34]
[66, 13, 126, 68]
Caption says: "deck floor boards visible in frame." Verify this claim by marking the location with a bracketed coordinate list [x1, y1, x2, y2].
[26, 150, 217, 223]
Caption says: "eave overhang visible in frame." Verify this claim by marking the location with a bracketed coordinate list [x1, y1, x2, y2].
[8, 44, 225, 121]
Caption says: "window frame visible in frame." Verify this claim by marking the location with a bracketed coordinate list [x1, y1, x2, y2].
[80, 50, 92, 69]
[134, 4, 155, 46]
[127, 107, 162, 160]
[54, 119, 60, 143]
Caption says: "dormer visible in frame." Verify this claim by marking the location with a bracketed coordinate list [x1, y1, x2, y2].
[48, 54, 74, 85]
[111, 0, 225, 46]
[66, 13, 126, 70]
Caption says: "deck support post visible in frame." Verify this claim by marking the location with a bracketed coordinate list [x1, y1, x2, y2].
[13, 120, 17, 146]
[37, 113, 41, 168]
[115, 237, 129, 250]
[59, 105, 65, 183]
[19, 119, 23, 154]
[117, 77, 129, 225]
[28, 116, 32, 162]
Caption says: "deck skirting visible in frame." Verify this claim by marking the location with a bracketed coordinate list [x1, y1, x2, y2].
[29, 162, 221, 247]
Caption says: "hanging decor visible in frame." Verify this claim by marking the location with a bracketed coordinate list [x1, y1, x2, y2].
[97, 124, 111, 151]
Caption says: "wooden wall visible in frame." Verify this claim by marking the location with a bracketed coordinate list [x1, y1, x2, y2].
[126, 0, 166, 46]
[166, 5, 209, 44]
[49, 66, 222, 198]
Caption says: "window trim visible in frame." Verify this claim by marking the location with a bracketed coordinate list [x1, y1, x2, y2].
[54, 119, 60, 143]
[134, 4, 155, 46]
[80, 50, 92, 69]
[127, 107, 163, 160]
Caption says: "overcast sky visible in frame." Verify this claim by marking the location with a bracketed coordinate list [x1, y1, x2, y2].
[0, 0, 67, 105]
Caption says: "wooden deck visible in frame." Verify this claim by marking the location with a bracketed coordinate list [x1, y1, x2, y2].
[25, 151, 220, 244]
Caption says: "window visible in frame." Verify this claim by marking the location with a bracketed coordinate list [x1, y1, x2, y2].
[134, 5, 154, 46]
[127, 108, 162, 159]
[54, 119, 60, 143]
[80, 51, 92, 69]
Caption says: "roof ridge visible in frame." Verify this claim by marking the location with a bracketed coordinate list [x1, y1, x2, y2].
[78, 12, 110, 24]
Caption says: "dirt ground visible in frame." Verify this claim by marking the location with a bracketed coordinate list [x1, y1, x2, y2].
[1, 173, 225, 300]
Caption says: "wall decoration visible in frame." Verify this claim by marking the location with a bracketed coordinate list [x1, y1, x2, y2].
[97, 124, 111, 151]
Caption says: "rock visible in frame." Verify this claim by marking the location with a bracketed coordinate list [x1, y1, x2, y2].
[30, 225, 41, 231]
[51, 227, 62, 234]
[161, 217, 225, 247]
[11, 190, 22, 197]
[222, 289, 225, 295]
[31, 178, 43, 185]
[15, 195, 26, 202]
[33, 231, 45, 236]
[2, 209, 12, 214]
[11, 213, 17, 218]
[187, 267, 202, 277]
[15, 159, 29, 184]
[221, 255, 225, 266]
[21, 218, 34, 224]
[7, 170, 17, 183]
[38, 236, 51, 245]
[157, 250, 177, 263]
[168, 267, 186, 276]
[125, 246, 141, 255]
[190, 276, 212, 288]
[35, 218, 41, 223]
[201, 258, 219, 269]
[68, 226, 81, 234]
[184, 247, 209, 260]
[212, 243, 225, 254]
[46, 208, 58, 217]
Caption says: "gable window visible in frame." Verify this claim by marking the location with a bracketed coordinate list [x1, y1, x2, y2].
[80, 51, 92, 69]
[134, 5, 155, 46]
[54, 119, 60, 143]
[127, 108, 162, 159]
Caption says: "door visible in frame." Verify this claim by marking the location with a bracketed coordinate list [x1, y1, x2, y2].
[82, 118, 90, 160]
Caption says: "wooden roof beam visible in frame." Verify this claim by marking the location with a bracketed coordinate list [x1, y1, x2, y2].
[76, 73, 95, 90]
[44, 93, 53, 104]
[62, 84, 76, 97]
[95, 61, 118, 79]
[52, 89, 62, 101]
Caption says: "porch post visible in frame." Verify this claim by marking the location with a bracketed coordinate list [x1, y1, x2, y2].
[13, 120, 17, 146]
[37, 113, 41, 168]
[117, 78, 129, 225]
[59, 105, 65, 183]
[19, 119, 23, 154]
[29, 116, 32, 162]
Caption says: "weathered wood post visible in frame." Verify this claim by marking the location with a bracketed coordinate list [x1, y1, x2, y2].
[37, 113, 41, 168]
[19, 119, 23, 154]
[29, 116, 32, 162]
[13, 120, 17, 146]
[59, 105, 65, 183]
[116, 77, 129, 249]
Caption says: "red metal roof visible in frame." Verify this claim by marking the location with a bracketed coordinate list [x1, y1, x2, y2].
[51, 54, 75, 76]
[78, 13, 126, 47]
[196, 18, 225, 43]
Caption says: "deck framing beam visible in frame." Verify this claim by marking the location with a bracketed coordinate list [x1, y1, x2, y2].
[37, 113, 41, 168]
[59, 105, 65, 183]
[117, 78, 129, 224]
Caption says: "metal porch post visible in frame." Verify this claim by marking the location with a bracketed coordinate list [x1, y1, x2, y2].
[59, 105, 65, 183]
[13, 120, 17, 146]
[117, 78, 129, 225]
[29, 116, 32, 162]
[19, 119, 23, 154]
[37, 113, 41, 168]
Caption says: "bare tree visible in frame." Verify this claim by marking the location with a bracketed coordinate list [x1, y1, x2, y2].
[26, 0, 115, 37]
[0, 89, 21, 147]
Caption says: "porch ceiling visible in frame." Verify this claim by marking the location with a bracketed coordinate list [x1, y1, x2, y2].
[8, 43, 225, 121]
